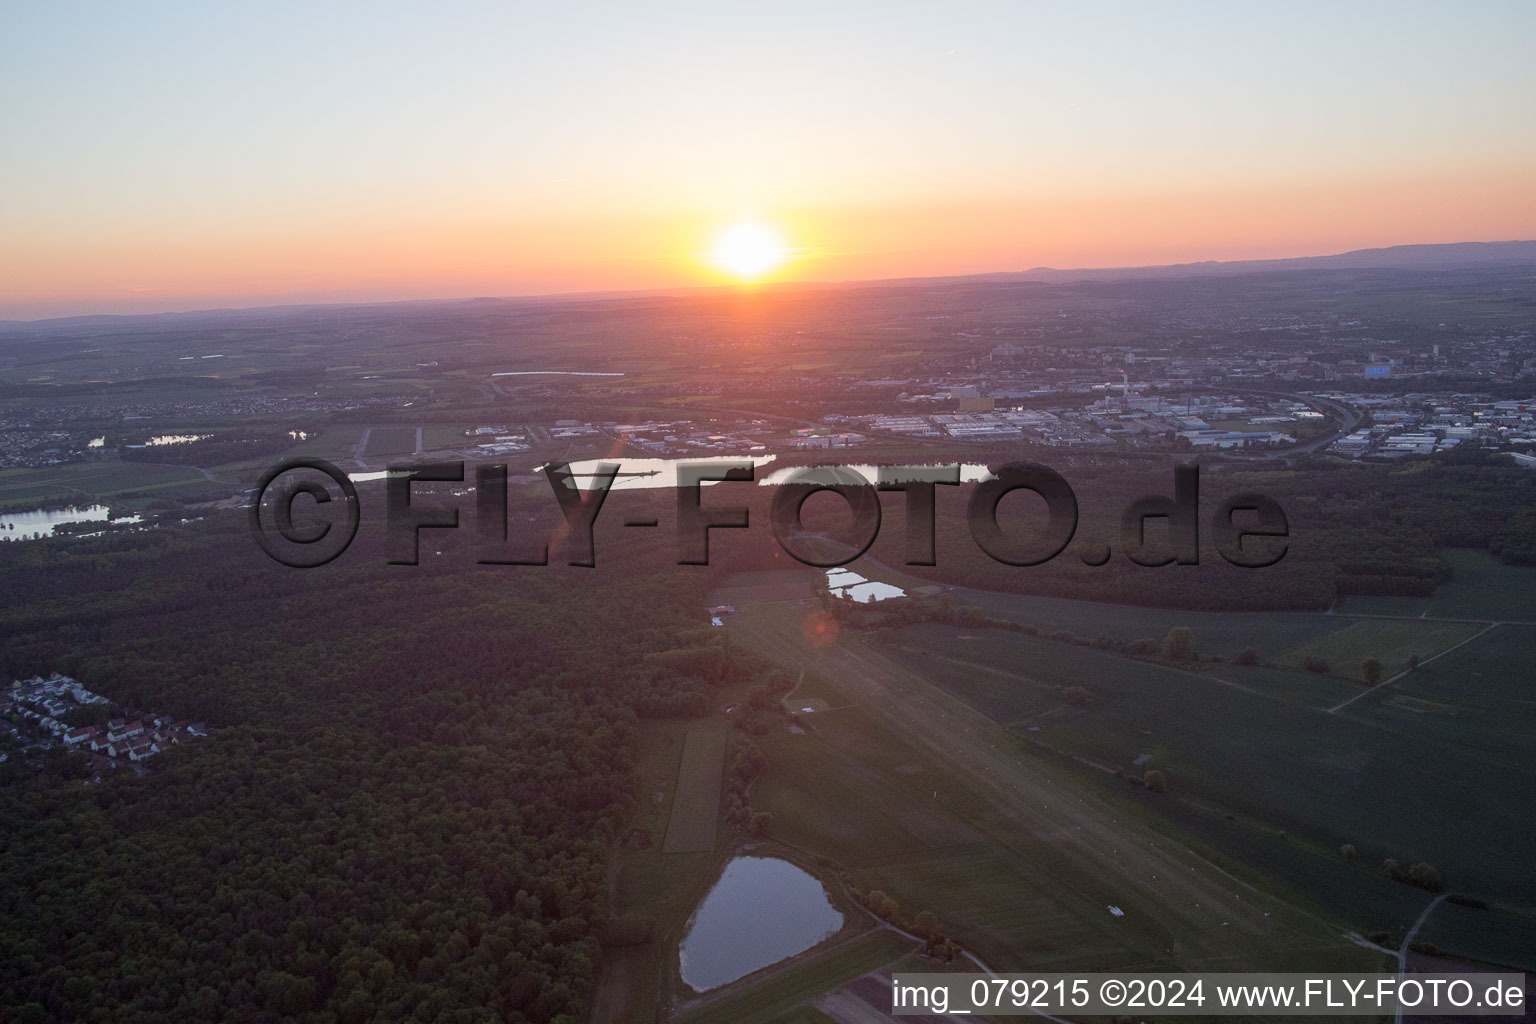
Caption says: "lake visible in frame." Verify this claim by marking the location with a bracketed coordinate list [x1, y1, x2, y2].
[678, 855, 844, 991]
[491, 370, 625, 377]
[824, 568, 906, 602]
[0, 505, 142, 541]
[549, 456, 779, 492]
[759, 463, 998, 486]
[548, 458, 999, 492]
[351, 458, 999, 499]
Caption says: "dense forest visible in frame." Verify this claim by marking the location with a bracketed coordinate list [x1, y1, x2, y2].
[0, 502, 754, 1023]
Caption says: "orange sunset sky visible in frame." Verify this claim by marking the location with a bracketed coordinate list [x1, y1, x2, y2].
[3, 1, 1534, 320]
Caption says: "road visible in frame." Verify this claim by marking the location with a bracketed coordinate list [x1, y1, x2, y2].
[354, 426, 372, 468]
[1395, 893, 1449, 1024]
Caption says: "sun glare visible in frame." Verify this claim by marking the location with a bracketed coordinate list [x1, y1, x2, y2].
[709, 221, 788, 281]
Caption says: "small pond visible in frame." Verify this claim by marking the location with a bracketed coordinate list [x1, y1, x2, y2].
[678, 856, 844, 991]
[823, 568, 906, 603]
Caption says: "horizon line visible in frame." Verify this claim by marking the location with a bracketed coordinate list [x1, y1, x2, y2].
[4, 237, 1534, 328]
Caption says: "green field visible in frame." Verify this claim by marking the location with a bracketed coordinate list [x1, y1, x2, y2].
[674, 929, 913, 1024]
[708, 564, 1536, 987]
[424, 424, 475, 449]
[731, 603, 1381, 978]
[952, 585, 1345, 660]
[764, 1007, 837, 1024]
[1273, 618, 1485, 681]
[1417, 901, 1536, 972]
[592, 722, 722, 1024]
[0, 461, 209, 509]
[363, 426, 419, 459]
[662, 726, 728, 853]
[1344, 625, 1536, 770]
[1216, 663, 1363, 708]
[594, 558, 1536, 1020]
[871, 618, 1536, 925]
[1333, 549, 1536, 622]
[286, 424, 368, 462]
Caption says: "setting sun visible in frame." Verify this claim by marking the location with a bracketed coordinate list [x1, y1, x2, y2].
[708, 221, 789, 281]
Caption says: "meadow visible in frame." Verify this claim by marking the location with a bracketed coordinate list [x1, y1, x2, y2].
[730, 602, 1385, 979]
[593, 720, 724, 1024]
[673, 930, 913, 1024]
[878, 618, 1536, 910]
[662, 726, 728, 854]
[1271, 618, 1485, 681]
[0, 461, 209, 509]
[362, 426, 420, 459]
[1332, 549, 1536, 622]
[695, 555, 1536, 1006]
[950, 585, 1344, 658]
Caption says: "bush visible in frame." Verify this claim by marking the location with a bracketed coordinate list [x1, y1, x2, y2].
[864, 890, 900, 922]
[1235, 648, 1259, 666]
[1162, 627, 1196, 660]
[1362, 658, 1383, 685]
[1063, 686, 1096, 707]
[1406, 862, 1445, 891]
[1340, 843, 1357, 862]
[1142, 769, 1168, 793]
[1304, 656, 1329, 673]
[928, 939, 959, 963]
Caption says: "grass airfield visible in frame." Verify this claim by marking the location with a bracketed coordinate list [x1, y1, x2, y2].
[732, 601, 1376, 976]
[599, 557, 1536, 1023]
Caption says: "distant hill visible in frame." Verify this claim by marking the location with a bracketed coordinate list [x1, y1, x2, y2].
[4, 240, 1534, 328]
[973, 240, 1536, 284]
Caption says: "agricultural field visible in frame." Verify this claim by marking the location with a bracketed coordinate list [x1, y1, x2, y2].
[674, 929, 914, 1024]
[951, 585, 1345, 660]
[729, 601, 1382, 977]
[0, 460, 209, 509]
[423, 424, 478, 449]
[1416, 901, 1536, 973]
[688, 558, 1536, 1016]
[763, 1007, 837, 1024]
[594, 721, 724, 1024]
[1342, 625, 1536, 773]
[872, 618, 1536, 910]
[1333, 549, 1536, 622]
[1272, 618, 1486, 681]
[362, 426, 420, 459]
[284, 424, 369, 462]
[663, 726, 729, 854]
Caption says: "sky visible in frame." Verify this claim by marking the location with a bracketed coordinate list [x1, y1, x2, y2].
[2, 0, 1534, 319]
